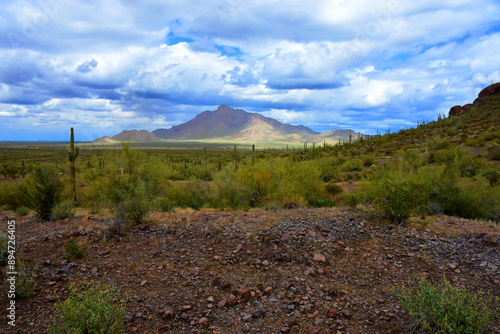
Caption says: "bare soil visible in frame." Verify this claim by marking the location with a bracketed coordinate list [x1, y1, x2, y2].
[1, 208, 499, 334]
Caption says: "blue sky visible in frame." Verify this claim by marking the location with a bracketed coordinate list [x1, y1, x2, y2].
[0, 0, 499, 141]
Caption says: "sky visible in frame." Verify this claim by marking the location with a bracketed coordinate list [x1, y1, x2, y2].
[1, 0, 499, 141]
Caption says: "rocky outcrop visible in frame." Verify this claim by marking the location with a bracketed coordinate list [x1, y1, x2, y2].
[449, 83, 500, 117]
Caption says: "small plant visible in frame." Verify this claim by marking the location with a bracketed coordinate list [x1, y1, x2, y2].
[15, 206, 30, 216]
[51, 202, 75, 220]
[395, 276, 499, 334]
[64, 238, 87, 259]
[50, 280, 126, 334]
[2, 260, 37, 299]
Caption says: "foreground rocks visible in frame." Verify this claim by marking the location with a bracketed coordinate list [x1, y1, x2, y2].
[1, 208, 499, 333]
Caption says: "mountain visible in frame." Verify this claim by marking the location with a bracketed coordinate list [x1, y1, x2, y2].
[92, 130, 162, 143]
[152, 104, 321, 143]
[93, 105, 361, 143]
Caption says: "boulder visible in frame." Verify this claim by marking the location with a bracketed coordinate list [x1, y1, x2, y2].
[448, 105, 463, 117]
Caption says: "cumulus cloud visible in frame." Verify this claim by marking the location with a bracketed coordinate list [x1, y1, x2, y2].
[0, 0, 499, 140]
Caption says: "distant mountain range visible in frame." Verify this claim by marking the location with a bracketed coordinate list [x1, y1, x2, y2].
[92, 105, 360, 144]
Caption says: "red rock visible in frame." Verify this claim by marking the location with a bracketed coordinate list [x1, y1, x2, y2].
[182, 305, 192, 310]
[313, 253, 326, 263]
[264, 286, 273, 295]
[199, 317, 209, 325]
[217, 299, 227, 308]
[140, 280, 147, 286]
[237, 288, 250, 296]
[308, 325, 320, 334]
[327, 308, 337, 318]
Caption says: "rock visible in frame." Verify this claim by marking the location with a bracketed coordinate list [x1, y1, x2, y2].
[243, 314, 252, 322]
[313, 253, 326, 263]
[337, 241, 345, 246]
[262, 260, 269, 266]
[182, 305, 192, 310]
[264, 286, 273, 295]
[217, 298, 227, 308]
[140, 280, 147, 286]
[227, 294, 237, 306]
[99, 249, 110, 256]
[419, 244, 428, 250]
[477, 82, 500, 100]
[327, 308, 337, 318]
[288, 317, 299, 326]
[207, 296, 215, 303]
[251, 310, 266, 318]
[161, 308, 174, 320]
[199, 317, 209, 325]
[308, 326, 320, 334]
[449, 105, 463, 117]
[233, 244, 243, 253]
[342, 309, 351, 319]
[237, 288, 251, 296]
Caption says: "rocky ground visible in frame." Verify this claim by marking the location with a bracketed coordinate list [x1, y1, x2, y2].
[1, 207, 499, 334]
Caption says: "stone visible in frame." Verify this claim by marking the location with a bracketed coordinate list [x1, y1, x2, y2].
[227, 294, 237, 306]
[182, 305, 192, 310]
[419, 244, 428, 250]
[237, 288, 250, 296]
[140, 280, 147, 286]
[264, 286, 273, 295]
[252, 310, 266, 318]
[327, 309, 337, 318]
[243, 314, 252, 322]
[308, 326, 320, 334]
[199, 317, 209, 325]
[313, 253, 326, 263]
[217, 299, 227, 308]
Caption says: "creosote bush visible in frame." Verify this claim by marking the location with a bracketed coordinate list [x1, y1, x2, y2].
[396, 276, 499, 333]
[50, 280, 126, 334]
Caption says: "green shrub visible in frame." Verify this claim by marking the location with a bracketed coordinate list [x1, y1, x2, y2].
[15, 206, 30, 216]
[340, 159, 363, 172]
[0, 230, 8, 264]
[373, 179, 428, 224]
[64, 238, 87, 260]
[17, 165, 63, 221]
[430, 179, 491, 220]
[114, 178, 152, 225]
[396, 276, 499, 334]
[3, 260, 37, 299]
[50, 280, 126, 334]
[51, 202, 75, 220]
[361, 155, 376, 167]
[324, 183, 344, 197]
[0, 183, 22, 211]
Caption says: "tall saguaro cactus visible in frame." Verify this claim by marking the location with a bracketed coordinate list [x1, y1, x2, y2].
[68, 127, 80, 202]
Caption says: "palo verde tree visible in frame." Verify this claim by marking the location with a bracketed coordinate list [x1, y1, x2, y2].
[68, 127, 80, 202]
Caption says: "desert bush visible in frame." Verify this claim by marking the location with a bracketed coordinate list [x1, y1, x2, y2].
[361, 155, 376, 167]
[210, 164, 252, 209]
[0, 230, 8, 264]
[50, 280, 126, 334]
[113, 177, 152, 225]
[0, 182, 22, 211]
[324, 183, 344, 197]
[396, 276, 499, 334]
[15, 206, 30, 216]
[340, 159, 363, 172]
[3, 260, 37, 299]
[51, 202, 75, 220]
[373, 179, 428, 224]
[64, 238, 87, 260]
[166, 182, 208, 210]
[154, 196, 174, 213]
[429, 178, 492, 220]
[17, 165, 63, 221]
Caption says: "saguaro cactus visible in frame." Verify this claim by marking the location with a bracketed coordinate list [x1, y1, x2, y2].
[252, 144, 255, 166]
[68, 127, 80, 202]
[204, 147, 207, 169]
